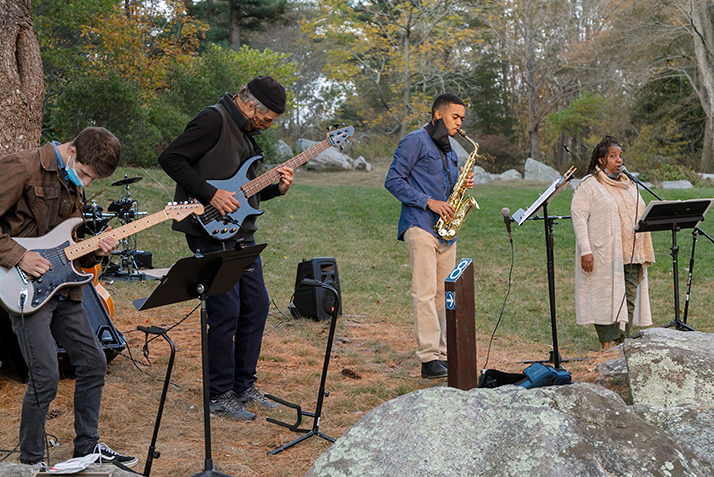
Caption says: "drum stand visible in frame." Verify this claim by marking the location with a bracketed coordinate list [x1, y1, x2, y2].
[104, 176, 148, 280]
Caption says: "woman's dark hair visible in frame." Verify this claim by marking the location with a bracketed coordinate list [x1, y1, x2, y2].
[587, 135, 621, 176]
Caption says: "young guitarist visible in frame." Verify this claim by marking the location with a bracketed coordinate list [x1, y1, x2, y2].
[158, 76, 293, 421]
[0, 127, 137, 469]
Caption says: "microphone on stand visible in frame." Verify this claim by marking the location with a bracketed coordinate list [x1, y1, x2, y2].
[619, 166, 639, 184]
[501, 207, 513, 242]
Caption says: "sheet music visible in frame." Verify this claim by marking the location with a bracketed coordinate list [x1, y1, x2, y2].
[515, 166, 577, 226]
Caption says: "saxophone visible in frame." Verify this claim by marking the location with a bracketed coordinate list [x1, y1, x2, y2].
[434, 129, 480, 240]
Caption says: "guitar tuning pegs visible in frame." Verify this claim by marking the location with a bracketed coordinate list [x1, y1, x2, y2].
[326, 126, 332, 131]
[333, 124, 339, 129]
[342, 122, 345, 127]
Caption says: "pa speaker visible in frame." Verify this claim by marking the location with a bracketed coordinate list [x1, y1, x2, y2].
[0, 283, 126, 381]
[292, 257, 341, 321]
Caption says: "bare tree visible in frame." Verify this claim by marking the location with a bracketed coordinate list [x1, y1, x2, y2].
[612, 0, 714, 170]
[0, 0, 44, 155]
[489, 0, 616, 163]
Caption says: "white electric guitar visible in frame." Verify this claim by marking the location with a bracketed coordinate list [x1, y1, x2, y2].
[0, 202, 203, 315]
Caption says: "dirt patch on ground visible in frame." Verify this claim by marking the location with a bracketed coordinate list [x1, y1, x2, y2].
[0, 302, 621, 476]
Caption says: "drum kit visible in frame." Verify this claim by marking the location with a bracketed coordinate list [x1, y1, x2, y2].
[82, 174, 149, 280]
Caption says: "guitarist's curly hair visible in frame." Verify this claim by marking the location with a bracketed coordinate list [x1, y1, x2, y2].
[73, 127, 121, 179]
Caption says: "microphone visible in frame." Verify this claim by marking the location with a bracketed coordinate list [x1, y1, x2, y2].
[619, 166, 639, 183]
[501, 207, 513, 242]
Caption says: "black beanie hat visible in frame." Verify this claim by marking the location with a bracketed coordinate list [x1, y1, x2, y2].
[247, 76, 287, 114]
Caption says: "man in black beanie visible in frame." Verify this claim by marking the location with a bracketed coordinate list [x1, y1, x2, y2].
[159, 76, 293, 421]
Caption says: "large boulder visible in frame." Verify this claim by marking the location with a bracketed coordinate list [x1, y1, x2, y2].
[295, 138, 354, 171]
[275, 140, 293, 162]
[450, 137, 471, 166]
[625, 327, 714, 407]
[500, 169, 522, 181]
[661, 180, 694, 189]
[306, 383, 712, 477]
[524, 158, 561, 182]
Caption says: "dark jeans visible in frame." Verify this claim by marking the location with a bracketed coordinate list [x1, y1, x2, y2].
[186, 235, 270, 398]
[10, 296, 106, 464]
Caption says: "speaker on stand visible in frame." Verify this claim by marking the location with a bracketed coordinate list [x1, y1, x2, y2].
[290, 258, 341, 321]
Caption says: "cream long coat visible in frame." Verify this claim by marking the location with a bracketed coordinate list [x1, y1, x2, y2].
[571, 175, 653, 328]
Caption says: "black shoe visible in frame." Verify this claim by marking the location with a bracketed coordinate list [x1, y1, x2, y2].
[74, 443, 138, 468]
[421, 360, 448, 379]
[210, 390, 256, 421]
[439, 360, 448, 369]
[235, 384, 279, 410]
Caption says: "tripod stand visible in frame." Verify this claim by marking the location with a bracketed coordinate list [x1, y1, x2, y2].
[134, 244, 266, 476]
[264, 279, 340, 454]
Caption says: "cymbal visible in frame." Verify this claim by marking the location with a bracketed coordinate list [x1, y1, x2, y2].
[111, 176, 142, 186]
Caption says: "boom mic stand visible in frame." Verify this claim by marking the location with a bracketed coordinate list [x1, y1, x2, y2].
[265, 279, 339, 455]
[136, 325, 176, 477]
[683, 227, 714, 324]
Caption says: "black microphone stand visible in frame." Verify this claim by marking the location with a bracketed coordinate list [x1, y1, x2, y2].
[682, 226, 714, 324]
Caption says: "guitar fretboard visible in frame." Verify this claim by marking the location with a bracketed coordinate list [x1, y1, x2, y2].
[240, 140, 331, 198]
[64, 210, 171, 260]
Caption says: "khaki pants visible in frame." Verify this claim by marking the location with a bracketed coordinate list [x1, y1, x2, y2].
[404, 227, 457, 363]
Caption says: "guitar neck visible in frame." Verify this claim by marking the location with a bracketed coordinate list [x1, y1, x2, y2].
[241, 140, 331, 197]
[64, 210, 171, 260]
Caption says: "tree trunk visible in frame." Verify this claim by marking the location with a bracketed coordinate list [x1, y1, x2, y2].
[689, 0, 714, 171]
[702, 115, 714, 172]
[228, 2, 241, 50]
[400, 29, 411, 138]
[0, 0, 44, 156]
[524, 5, 540, 162]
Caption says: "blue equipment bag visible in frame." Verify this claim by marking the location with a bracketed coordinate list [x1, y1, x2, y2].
[517, 363, 571, 389]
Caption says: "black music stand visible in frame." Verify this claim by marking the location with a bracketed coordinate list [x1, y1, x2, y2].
[635, 199, 712, 331]
[133, 244, 267, 477]
[511, 167, 576, 369]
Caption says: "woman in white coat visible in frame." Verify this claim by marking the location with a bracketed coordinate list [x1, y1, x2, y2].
[571, 135, 656, 351]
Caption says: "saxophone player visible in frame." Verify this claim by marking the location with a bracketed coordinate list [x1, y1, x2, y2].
[385, 94, 475, 379]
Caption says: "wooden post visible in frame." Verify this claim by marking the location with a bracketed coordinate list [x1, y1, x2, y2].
[445, 258, 479, 390]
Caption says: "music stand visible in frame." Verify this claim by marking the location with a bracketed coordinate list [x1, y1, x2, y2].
[511, 167, 576, 369]
[635, 199, 712, 331]
[133, 244, 267, 477]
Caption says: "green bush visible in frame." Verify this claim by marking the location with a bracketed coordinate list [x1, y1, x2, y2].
[639, 162, 702, 186]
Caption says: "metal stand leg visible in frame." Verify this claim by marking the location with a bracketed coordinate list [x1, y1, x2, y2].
[265, 282, 340, 455]
[137, 326, 176, 477]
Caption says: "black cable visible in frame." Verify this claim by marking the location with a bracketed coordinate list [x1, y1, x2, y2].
[482, 231, 515, 371]
[0, 443, 20, 462]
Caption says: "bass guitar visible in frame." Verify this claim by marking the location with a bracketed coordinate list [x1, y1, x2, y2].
[194, 126, 354, 240]
[0, 202, 203, 315]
